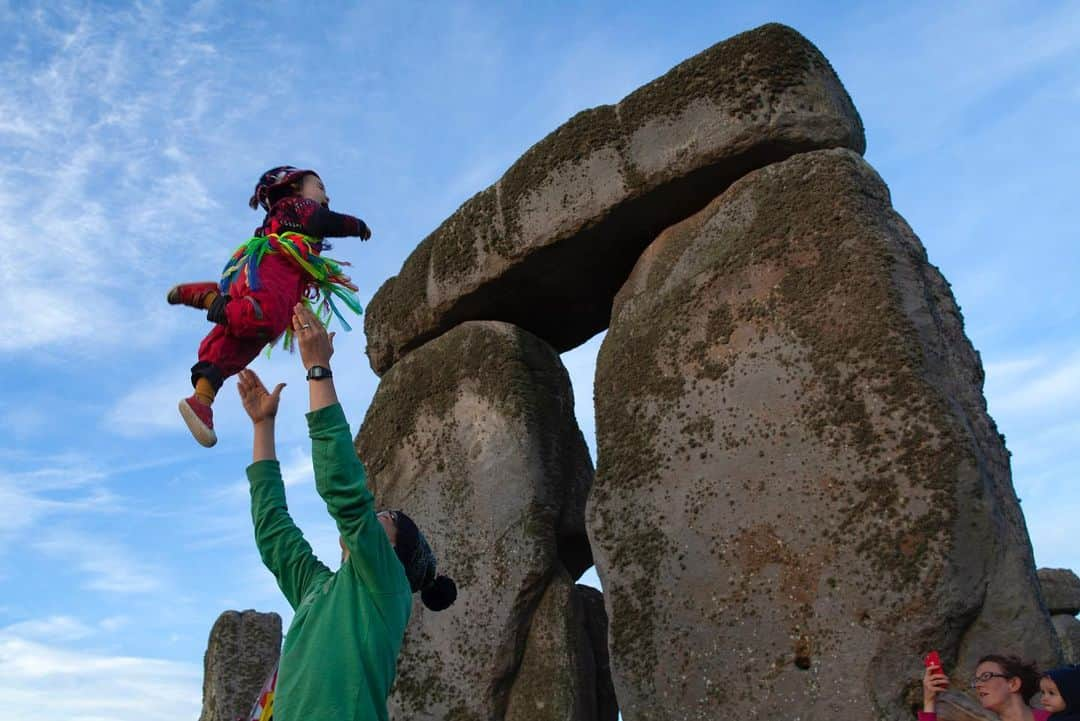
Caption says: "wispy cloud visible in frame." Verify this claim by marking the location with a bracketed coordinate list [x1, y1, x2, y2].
[281, 446, 314, 488]
[32, 529, 162, 594]
[0, 1, 248, 356]
[986, 351, 1080, 417]
[2, 616, 96, 643]
[0, 447, 202, 545]
[0, 464, 116, 537]
[844, 0, 1080, 162]
[0, 629, 200, 721]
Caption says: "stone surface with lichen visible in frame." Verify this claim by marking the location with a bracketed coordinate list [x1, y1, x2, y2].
[356, 320, 599, 721]
[198, 610, 281, 721]
[364, 22, 865, 376]
[1038, 568, 1080, 615]
[589, 148, 1059, 720]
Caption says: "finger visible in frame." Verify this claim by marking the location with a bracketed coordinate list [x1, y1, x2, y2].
[328, 331, 336, 350]
[270, 382, 286, 399]
[293, 304, 312, 331]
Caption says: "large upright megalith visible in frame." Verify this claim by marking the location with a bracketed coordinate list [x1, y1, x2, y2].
[589, 148, 1059, 720]
[356, 320, 606, 721]
[365, 23, 864, 375]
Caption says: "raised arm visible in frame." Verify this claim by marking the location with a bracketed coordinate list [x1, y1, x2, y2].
[238, 370, 331, 609]
[291, 304, 403, 593]
[288, 197, 371, 239]
[918, 663, 950, 720]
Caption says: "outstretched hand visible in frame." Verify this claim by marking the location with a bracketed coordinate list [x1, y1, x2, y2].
[237, 369, 285, 425]
[293, 303, 335, 371]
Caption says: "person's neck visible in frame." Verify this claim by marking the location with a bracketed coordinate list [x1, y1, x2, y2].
[993, 697, 1033, 721]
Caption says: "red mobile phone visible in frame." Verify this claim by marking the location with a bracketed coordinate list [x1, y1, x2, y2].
[924, 651, 944, 676]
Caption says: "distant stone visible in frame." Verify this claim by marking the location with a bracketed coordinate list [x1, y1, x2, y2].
[364, 23, 865, 375]
[198, 610, 281, 721]
[590, 148, 1058, 720]
[1053, 615, 1080, 664]
[356, 321, 596, 720]
[1039, 568, 1080, 615]
[578, 584, 619, 721]
[505, 567, 597, 721]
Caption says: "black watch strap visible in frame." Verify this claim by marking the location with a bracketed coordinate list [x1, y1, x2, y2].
[306, 365, 333, 381]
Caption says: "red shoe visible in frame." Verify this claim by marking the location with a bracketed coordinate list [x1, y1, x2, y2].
[167, 282, 219, 309]
[179, 395, 217, 447]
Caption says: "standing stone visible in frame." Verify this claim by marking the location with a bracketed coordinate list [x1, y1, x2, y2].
[590, 148, 1059, 720]
[578, 584, 619, 721]
[1039, 568, 1080, 615]
[199, 610, 281, 721]
[1052, 615, 1080, 664]
[505, 566, 597, 721]
[356, 321, 598, 721]
[365, 23, 865, 375]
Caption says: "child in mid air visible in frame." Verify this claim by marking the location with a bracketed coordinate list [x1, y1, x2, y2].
[168, 166, 372, 447]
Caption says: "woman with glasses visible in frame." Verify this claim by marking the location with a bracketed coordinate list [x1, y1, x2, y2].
[920, 654, 1046, 721]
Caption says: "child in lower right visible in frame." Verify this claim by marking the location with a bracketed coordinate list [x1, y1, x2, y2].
[1041, 666, 1080, 720]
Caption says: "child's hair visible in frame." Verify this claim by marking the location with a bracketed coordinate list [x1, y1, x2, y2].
[264, 180, 304, 209]
[977, 654, 1041, 702]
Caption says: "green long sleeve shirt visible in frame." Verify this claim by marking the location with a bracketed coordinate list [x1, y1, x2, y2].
[248, 403, 412, 721]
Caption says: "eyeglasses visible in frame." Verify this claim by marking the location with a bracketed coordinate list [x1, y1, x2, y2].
[377, 510, 399, 526]
[970, 672, 1011, 688]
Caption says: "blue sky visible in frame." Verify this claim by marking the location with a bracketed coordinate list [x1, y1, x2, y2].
[0, 1, 1076, 719]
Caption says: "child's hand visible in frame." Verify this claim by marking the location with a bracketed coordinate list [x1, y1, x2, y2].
[293, 303, 335, 370]
[237, 369, 285, 424]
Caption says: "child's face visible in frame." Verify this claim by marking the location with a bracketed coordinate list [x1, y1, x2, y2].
[1041, 676, 1067, 714]
[301, 174, 329, 207]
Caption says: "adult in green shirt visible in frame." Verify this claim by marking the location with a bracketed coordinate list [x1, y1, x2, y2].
[237, 302, 457, 721]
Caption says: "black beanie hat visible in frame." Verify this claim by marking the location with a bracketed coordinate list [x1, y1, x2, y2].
[392, 510, 457, 611]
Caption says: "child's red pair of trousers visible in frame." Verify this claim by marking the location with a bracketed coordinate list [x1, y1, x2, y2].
[190, 253, 308, 390]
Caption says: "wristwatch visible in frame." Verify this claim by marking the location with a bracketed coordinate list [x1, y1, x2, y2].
[306, 365, 333, 381]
